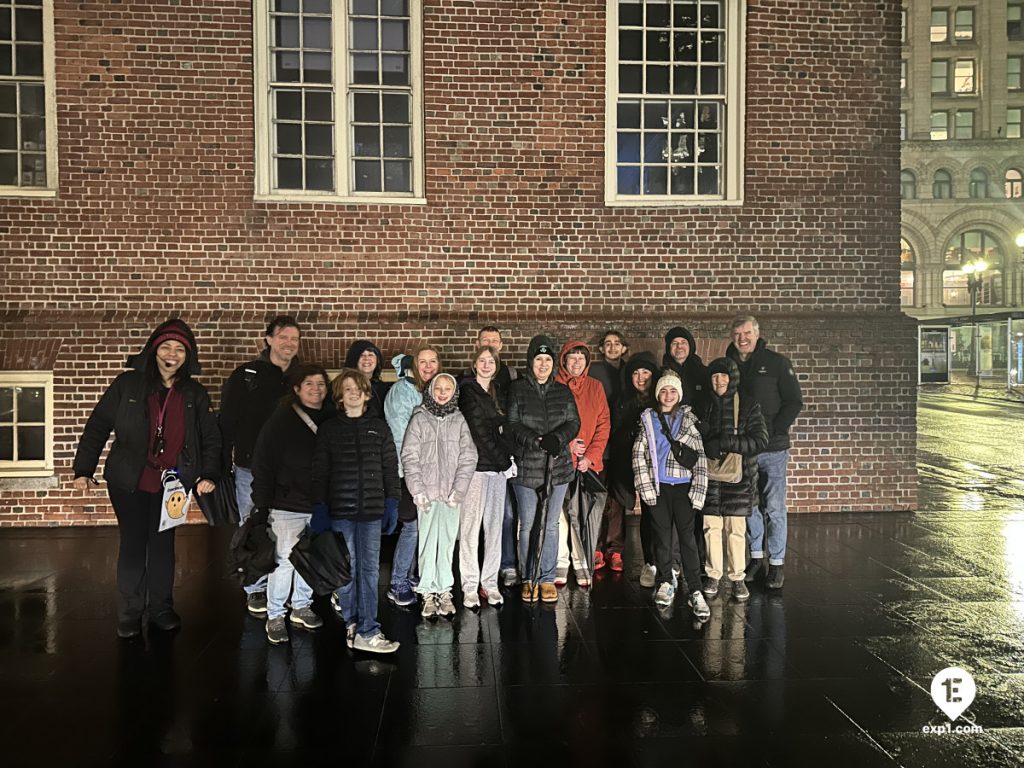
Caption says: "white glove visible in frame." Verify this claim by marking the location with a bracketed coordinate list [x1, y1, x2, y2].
[503, 457, 518, 479]
[414, 494, 431, 512]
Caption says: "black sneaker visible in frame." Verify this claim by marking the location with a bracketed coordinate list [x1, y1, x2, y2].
[703, 577, 720, 597]
[117, 617, 142, 639]
[744, 558, 764, 583]
[766, 564, 785, 590]
[247, 591, 268, 617]
[150, 609, 181, 631]
[266, 617, 289, 645]
[731, 579, 750, 601]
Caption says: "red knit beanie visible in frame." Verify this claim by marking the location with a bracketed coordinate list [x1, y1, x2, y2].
[151, 326, 193, 352]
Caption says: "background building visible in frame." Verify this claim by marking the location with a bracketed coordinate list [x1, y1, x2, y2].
[901, 0, 1024, 388]
[0, 1, 916, 524]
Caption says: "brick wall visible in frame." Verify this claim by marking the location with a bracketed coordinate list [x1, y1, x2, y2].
[0, 1, 915, 525]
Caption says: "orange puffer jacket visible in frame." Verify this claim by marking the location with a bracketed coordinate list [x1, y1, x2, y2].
[555, 340, 611, 473]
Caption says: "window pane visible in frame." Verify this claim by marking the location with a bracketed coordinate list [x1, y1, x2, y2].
[351, 0, 376, 14]
[352, 20, 378, 50]
[931, 111, 948, 140]
[353, 124, 380, 156]
[21, 153, 44, 185]
[276, 123, 301, 154]
[0, 44, 11, 76]
[303, 52, 331, 83]
[380, 20, 407, 51]
[931, 60, 947, 93]
[0, 388, 12, 421]
[0, 84, 13, 114]
[305, 158, 333, 190]
[954, 9, 973, 40]
[0, 152, 15, 184]
[276, 157, 303, 188]
[303, 18, 331, 49]
[699, 66, 721, 95]
[382, 125, 408, 157]
[620, 3, 643, 27]
[700, 1, 720, 28]
[15, 8, 43, 42]
[620, 30, 642, 60]
[701, 32, 722, 63]
[1010, 57, 1023, 90]
[953, 60, 975, 93]
[275, 90, 302, 120]
[274, 0, 299, 10]
[673, 65, 697, 94]
[697, 165, 719, 194]
[647, 30, 669, 61]
[0, 116, 14, 149]
[380, 0, 408, 15]
[381, 92, 408, 122]
[21, 115, 44, 150]
[617, 132, 640, 163]
[275, 51, 301, 82]
[673, 31, 696, 62]
[16, 387, 44, 421]
[954, 111, 973, 139]
[383, 159, 410, 191]
[17, 426, 44, 461]
[643, 132, 666, 163]
[273, 16, 299, 47]
[646, 2, 669, 27]
[353, 91, 380, 122]
[1008, 108, 1022, 139]
[670, 166, 695, 194]
[0, 426, 11, 460]
[305, 122, 332, 155]
[619, 64, 642, 93]
[930, 10, 948, 42]
[380, 54, 408, 85]
[617, 100, 640, 129]
[351, 53, 379, 84]
[14, 43, 42, 76]
[305, 90, 332, 121]
[354, 159, 381, 190]
[617, 165, 641, 195]
[305, 0, 330, 11]
[643, 166, 667, 194]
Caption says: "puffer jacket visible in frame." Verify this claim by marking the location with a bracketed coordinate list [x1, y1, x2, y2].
[506, 335, 581, 490]
[401, 406, 478, 504]
[698, 358, 769, 517]
[725, 337, 803, 452]
[459, 379, 513, 473]
[555, 340, 610, 473]
[311, 411, 401, 521]
[73, 319, 221, 493]
[250, 402, 334, 514]
[383, 356, 423, 477]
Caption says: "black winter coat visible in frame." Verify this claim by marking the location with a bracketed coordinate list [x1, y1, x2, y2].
[699, 391, 768, 517]
[311, 411, 401, 521]
[663, 354, 710, 415]
[606, 392, 653, 508]
[506, 376, 581, 489]
[589, 360, 624, 410]
[725, 339, 803, 452]
[251, 403, 333, 514]
[458, 380, 513, 473]
[73, 371, 221, 493]
[219, 354, 298, 469]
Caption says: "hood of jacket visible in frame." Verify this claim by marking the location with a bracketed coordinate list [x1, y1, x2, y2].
[706, 356, 739, 400]
[126, 318, 202, 375]
[345, 340, 384, 380]
[391, 352, 415, 379]
[555, 339, 592, 392]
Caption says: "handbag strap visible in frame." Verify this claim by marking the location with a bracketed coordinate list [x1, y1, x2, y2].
[656, 411, 681, 446]
[732, 395, 739, 430]
[292, 404, 319, 434]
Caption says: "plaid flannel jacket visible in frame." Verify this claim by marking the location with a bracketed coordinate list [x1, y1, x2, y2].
[632, 407, 707, 511]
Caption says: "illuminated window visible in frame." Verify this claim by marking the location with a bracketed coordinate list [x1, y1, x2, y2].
[1005, 168, 1023, 197]
[931, 9, 949, 42]
[931, 110, 949, 140]
[953, 8, 973, 40]
[0, 372, 53, 477]
[943, 230, 1004, 306]
[607, 0, 746, 204]
[1010, 56, 1023, 90]
[953, 59, 975, 93]
[900, 238, 915, 307]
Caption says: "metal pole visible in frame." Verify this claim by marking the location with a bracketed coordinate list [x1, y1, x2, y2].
[971, 275, 980, 395]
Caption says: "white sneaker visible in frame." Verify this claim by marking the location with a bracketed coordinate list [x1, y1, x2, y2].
[421, 594, 438, 619]
[331, 593, 344, 615]
[486, 589, 504, 607]
[554, 567, 569, 586]
[436, 590, 456, 616]
[352, 632, 399, 654]
[640, 563, 657, 588]
[501, 568, 518, 587]
[689, 590, 711, 621]
[654, 582, 675, 607]
[346, 622, 356, 649]
[462, 587, 481, 609]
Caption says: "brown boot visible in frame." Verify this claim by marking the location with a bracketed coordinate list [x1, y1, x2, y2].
[540, 582, 558, 603]
[521, 581, 538, 602]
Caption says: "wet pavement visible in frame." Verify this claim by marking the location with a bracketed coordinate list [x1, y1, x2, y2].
[1, 393, 1023, 767]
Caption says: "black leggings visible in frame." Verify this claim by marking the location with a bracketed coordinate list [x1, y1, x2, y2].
[649, 483, 701, 594]
[108, 487, 176, 621]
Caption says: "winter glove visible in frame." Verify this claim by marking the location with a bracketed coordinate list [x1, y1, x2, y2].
[381, 498, 399, 535]
[309, 502, 330, 534]
[503, 457, 518, 479]
[539, 433, 561, 456]
[703, 437, 722, 461]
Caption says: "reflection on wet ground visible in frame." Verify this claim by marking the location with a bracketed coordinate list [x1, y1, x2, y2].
[2, 507, 1022, 767]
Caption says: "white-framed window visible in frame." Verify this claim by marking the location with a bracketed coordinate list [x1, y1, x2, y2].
[606, 0, 745, 206]
[953, 8, 974, 41]
[953, 59, 975, 93]
[931, 59, 949, 94]
[253, 0, 424, 203]
[1005, 167, 1023, 197]
[1008, 107, 1022, 138]
[931, 9, 949, 42]
[900, 110, 908, 140]
[0, 371, 53, 477]
[931, 110, 949, 140]
[900, 60, 908, 94]
[0, 0, 57, 196]
[954, 109, 973, 138]
[1009, 56, 1023, 90]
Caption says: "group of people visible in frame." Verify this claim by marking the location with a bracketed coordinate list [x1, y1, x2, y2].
[72, 314, 803, 653]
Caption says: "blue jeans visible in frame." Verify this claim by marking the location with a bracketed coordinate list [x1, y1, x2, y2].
[500, 483, 517, 572]
[514, 483, 568, 584]
[267, 510, 313, 620]
[332, 518, 382, 639]
[748, 449, 789, 566]
[390, 518, 418, 593]
[235, 466, 268, 595]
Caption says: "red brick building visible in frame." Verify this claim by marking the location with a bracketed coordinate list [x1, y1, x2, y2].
[0, 0, 915, 525]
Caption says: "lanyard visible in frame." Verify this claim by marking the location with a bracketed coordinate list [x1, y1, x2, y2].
[153, 388, 174, 456]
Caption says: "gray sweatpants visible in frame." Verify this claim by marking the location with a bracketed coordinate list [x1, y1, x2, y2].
[460, 471, 506, 596]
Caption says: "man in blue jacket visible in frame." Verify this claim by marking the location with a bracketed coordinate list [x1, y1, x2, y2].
[726, 316, 803, 590]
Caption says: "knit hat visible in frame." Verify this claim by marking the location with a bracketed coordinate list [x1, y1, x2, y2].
[526, 335, 556, 364]
[151, 327, 193, 352]
[128, 318, 201, 375]
[654, 372, 683, 398]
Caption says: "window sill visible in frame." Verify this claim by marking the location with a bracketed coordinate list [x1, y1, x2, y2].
[0, 475, 59, 491]
[604, 197, 744, 208]
[0, 188, 57, 199]
[254, 193, 426, 205]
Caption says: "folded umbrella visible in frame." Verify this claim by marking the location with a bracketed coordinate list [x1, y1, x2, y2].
[565, 469, 607, 576]
[289, 528, 352, 596]
[196, 471, 241, 527]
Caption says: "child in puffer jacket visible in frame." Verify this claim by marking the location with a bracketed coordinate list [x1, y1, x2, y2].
[401, 373, 478, 619]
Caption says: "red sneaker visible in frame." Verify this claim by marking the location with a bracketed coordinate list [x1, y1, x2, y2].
[609, 552, 624, 572]
[593, 550, 606, 570]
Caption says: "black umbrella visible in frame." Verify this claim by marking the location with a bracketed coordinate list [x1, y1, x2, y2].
[524, 455, 555, 598]
[227, 507, 277, 586]
[289, 528, 352, 597]
[195, 471, 240, 527]
[565, 469, 607, 576]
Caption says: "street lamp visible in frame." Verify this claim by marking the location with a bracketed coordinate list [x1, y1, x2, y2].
[961, 259, 987, 389]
